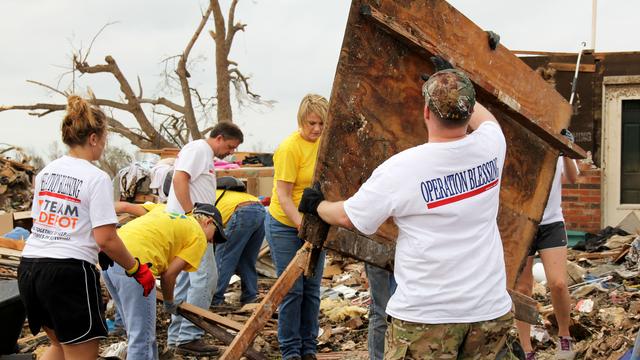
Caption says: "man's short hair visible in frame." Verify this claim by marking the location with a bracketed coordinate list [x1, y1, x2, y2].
[422, 69, 476, 128]
[210, 122, 244, 143]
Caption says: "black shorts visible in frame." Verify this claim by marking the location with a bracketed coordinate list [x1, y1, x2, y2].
[17, 257, 108, 344]
[528, 221, 568, 256]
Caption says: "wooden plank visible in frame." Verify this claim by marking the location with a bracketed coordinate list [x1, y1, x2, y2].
[316, 351, 369, 360]
[511, 50, 584, 57]
[508, 289, 539, 325]
[179, 311, 266, 360]
[216, 167, 274, 178]
[0, 157, 34, 172]
[0, 237, 25, 251]
[12, 211, 31, 220]
[17, 332, 47, 345]
[155, 292, 243, 332]
[0, 258, 20, 267]
[359, 4, 586, 159]
[0, 247, 22, 258]
[246, 177, 259, 197]
[576, 250, 623, 260]
[220, 242, 312, 360]
[322, 227, 395, 271]
[548, 62, 596, 73]
[300, 0, 581, 290]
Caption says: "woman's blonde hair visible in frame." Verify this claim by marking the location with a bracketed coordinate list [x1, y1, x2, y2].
[297, 94, 329, 127]
[61, 95, 107, 146]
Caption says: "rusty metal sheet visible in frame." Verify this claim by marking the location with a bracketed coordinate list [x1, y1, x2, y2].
[300, 0, 586, 288]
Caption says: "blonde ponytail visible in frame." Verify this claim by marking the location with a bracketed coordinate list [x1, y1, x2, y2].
[61, 95, 107, 146]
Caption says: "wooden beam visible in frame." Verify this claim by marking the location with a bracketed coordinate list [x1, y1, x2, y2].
[216, 167, 274, 178]
[0, 247, 22, 257]
[0, 237, 25, 251]
[300, 0, 568, 293]
[220, 242, 312, 360]
[17, 332, 47, 345]
[179, 311, 266, 360]
[12, 211, 31, 221]
[511, 50, 582, 57]
[548, 62, 596, 73]
[359, 4, 586, 160]
[156, 292, 243, 332]
[318, 227, 394, 271]
[0, 157, 34, 172]
[508, 289, 539, 325]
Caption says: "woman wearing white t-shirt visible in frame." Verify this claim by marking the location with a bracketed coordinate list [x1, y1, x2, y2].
[18, 96, 155, 360]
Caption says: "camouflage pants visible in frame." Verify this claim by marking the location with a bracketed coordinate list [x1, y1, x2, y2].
[384, 312, 514, 360]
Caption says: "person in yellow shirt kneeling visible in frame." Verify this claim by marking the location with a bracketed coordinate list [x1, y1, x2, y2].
[102, 202, 227, 359]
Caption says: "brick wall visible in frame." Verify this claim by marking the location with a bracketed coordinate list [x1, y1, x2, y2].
[561, 162, 602, 233]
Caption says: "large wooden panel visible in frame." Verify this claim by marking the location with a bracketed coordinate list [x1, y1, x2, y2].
[300, 0, 585, 288]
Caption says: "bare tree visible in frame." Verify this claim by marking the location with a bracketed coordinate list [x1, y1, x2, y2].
[97, 146, 133, 178]
[0, 1, 270, 150]
[210, 0, 263, 122]
[46, 141, 65, 162]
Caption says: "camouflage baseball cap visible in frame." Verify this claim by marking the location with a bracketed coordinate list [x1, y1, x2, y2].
[422, 69, 476, 123]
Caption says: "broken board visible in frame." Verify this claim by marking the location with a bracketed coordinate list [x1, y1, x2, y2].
[300, 0, 586, 288]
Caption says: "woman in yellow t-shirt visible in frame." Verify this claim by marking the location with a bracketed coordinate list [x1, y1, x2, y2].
[265, 94, 329, 360]
[103, 202, 226, 359]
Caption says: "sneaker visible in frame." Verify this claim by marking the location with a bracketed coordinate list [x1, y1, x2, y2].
[525, 352, 536, 360]
[175, 338, 219, 356]
[302, 355, 317, 360]
[556, 336, 576, 360]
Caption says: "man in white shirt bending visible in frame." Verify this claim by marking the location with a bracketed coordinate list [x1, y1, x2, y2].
[166, 122, 243, 356]
[299, 68, 513, 359]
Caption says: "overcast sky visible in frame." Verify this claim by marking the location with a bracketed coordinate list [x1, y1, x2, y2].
[1, 0, 638, 159]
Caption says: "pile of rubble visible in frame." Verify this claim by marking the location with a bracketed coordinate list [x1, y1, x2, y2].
[531, 229, 640, 359]
[4, 228, 640, 359]
[0, 146, 35, 212]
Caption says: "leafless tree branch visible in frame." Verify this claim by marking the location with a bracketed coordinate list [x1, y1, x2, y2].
[176, 2, 214, 140]
[74, 55, 172, 148]
[26, 80, 68, 98]
[138, 97, 185, 113]
[0, 103, 66, 114]
[229, 67, 259, 98]
[81, 21, 120, 63]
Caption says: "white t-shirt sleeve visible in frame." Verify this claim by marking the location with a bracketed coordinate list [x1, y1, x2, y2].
[344, 163, 395, 235]
[89, 174, 118, 228]
[174, 143, 208, 178]
[30, 173, 42, 219]
[475, 121, 506, 166]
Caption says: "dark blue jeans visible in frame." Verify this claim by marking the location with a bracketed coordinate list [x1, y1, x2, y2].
[365, 263, 396, 360]
[264, 212, 325, 360]
[213, 203, 266, 305]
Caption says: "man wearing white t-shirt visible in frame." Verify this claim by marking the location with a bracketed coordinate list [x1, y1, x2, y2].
[299, 69, 513, 359]
[166, 122, 243, 356]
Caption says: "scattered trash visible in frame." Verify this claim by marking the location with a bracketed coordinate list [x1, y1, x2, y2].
[100, 341, 127, 360]
[575, 298, 594, 313]
[598, 307, 627, 328]
[532, 262, 547, 283]
[320, 298, 368, 322]
[531, 326, 551, 343]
